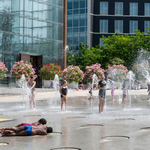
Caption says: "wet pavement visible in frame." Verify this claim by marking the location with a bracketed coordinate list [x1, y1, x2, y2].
[0, 89, 150, 150]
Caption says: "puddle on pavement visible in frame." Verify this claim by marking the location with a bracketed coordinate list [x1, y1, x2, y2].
[101, 136, 130, 142]
[115, 118, 135, 121]
[67, 116, 85, 119]
[0, 142, 9, 146]
[47, 132, 62, 136]
[80, 124, 103, 127]
[24, 115, 41, 117]
[140, 127, 150, 130]
[50, 147, 81, 150]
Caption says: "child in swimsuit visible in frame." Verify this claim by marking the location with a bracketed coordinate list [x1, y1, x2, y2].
[27, 76, 36, 109]
[111, 81, 116, 106]
[59, 80, 68, 111]
[122, 85, 128, 105]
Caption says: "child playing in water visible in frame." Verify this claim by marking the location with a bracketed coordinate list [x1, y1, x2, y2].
[122, 85, 128, 105]
[111, 81, 116, 106]
[59, 80, 68, 111]
[87, 84, 97, 100]
[147, 82, 150, 100]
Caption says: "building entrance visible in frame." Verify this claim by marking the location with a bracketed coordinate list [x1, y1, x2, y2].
[19, 53, 42, 88]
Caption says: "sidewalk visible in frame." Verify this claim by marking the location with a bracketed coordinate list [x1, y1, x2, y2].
[0, 88, 148, 103]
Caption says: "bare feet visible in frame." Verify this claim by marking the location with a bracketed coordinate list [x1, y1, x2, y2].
[1, 127, 5, 135]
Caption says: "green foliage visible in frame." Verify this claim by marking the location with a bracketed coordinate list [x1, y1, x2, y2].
[106, 57, 125, 67]
[67, 30, 150, 70]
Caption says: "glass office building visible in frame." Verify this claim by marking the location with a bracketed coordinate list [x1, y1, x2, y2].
[0, 0, 64, 87]
[67, 0, 87, 52]
[0, 0, 64, 70]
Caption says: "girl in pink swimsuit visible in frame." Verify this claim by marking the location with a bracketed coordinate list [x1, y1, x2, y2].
[16, 118, 47, 127]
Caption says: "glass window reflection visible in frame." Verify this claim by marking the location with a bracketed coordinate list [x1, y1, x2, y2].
[130, 21, 138, 33]
[130, 3, 138, 15]
[145, 21, 150, 33]
[100, 20, 108, 33]
[115, 2, 123, 15]
[100, 2, 108, 15]
[115, 20, 123, 33]
[145, 3, 150, 16]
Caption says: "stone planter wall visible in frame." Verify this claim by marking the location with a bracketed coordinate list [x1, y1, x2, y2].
[44, 80, 51, 88]
[67, 81, 78, 89]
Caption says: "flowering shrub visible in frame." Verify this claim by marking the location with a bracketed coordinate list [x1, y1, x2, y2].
[0, 61, 8, 79]
[10, 60, 37, 81]
[84, 63, 105, 82]
[107, 65, 128, 82]
[39, 63, 62, 80]
[63, 65, 84, 83]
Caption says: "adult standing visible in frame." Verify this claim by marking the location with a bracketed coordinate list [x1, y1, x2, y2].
[28, 76, 36, 109]
[98, 75, 107, 114]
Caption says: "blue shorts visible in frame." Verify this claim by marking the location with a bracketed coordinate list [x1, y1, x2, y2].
[25, 125, 32, 136]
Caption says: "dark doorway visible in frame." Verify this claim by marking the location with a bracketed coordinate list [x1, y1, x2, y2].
[19, 53, 43, 88]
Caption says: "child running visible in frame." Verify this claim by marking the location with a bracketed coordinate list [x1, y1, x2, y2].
[59, 80, 68, 111]
[122, 85, 128, 106]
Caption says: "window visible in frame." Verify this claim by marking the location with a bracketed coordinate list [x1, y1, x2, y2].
[80, 15, 86, 26]
[67, 2, 72, 9]
[100, 2, 108, 15]
[115, 20, 123, 33]
[130, 3, 138, 15]
[100, 20, 108, 33]
[74, 10, 79, 14]
[73, 28, 78, 32]
[80, 27, 85, 32]
[67, 10, 72, 15]
[145, 21, 150, 33]
[80, 0, 85, 8]
[67, 28, 72, 33]
[100, 38, 104, 46]
[67, 16, 72, 27]
[74, 1, 79, 9]
[130, 21, 138, 33]
[115, 2, 123, 15]
[80, 9, 85, 14]
[145, 3, 150, 16]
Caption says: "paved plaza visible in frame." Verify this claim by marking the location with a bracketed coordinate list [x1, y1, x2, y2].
[0, 89, 150, 150]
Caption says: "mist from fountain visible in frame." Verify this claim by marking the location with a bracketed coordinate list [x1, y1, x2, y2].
[107, 70, 124, 106]
[126, 71, 135, 107]
[18, 75, 31, 109]
[48, 74, 60, 106]
[90, 74, 99, 108]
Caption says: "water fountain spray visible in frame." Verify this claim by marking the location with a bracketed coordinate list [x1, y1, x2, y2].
[126, 71, 135, 107]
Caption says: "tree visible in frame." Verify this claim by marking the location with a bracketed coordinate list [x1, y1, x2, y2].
[0, 7, 15, 53]
[67, 30, 150, 71]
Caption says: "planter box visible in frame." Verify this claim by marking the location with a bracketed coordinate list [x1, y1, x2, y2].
[68, 81, 78, 89]
[44, 80, 51, 88]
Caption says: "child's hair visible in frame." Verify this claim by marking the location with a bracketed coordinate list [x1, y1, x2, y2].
[63, 80, 67, 85]
[30, 76, 33, 79]
[123, 84, 126, 88]
[38, 118, 47, 125]
[47, 127, 53, 133]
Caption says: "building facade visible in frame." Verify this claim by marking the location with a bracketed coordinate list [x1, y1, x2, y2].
[0, 0, 64, 87]
[91, 0, 150, 47]
[67, 0, 88, 52]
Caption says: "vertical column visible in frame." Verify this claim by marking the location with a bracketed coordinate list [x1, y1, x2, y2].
[87, 0, 91, 48]
[64, 0, 67, 69]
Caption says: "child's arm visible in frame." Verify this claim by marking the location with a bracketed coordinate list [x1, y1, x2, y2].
[30, 81, 36, 90]
[66, 86, 68, 96]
